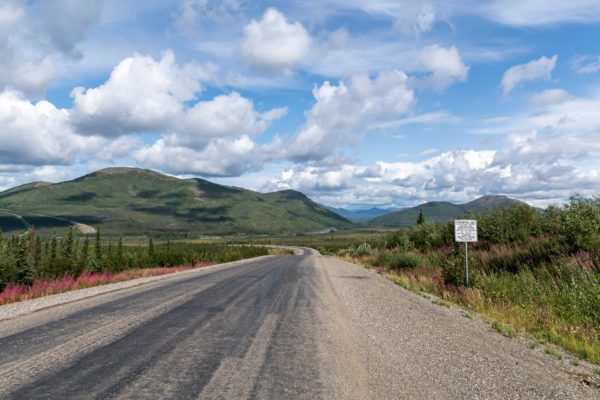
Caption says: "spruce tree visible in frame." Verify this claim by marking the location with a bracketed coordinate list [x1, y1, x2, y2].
[166, 239, 171, 266]
[95, 227, 102, 264]
[88, 255, 100, 273]
[74, 237, 80, 265]
[41, 241, 50, 277]
[80, 235, 90, 272]
[33, 235, 42, 273]
[28, 226, 36, 253]
[49, 236, 58, 277]
[63, 228, 74, 273]
[15, 236, 32, 285]
[148, 237, 155, 262]
[107, 242, 113, 272]
[417, 209, 425, 225]
[0, 234, 7, 291]
[116, 236, 124, 271]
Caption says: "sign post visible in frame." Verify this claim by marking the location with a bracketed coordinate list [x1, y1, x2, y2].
[454, 220, 478, 286]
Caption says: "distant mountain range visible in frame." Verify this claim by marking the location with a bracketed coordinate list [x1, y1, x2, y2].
[368, 195, 528, 227]
[0, 168, 351, 235]
[327, 206, 403, 222]
[0, 167, 531, 234]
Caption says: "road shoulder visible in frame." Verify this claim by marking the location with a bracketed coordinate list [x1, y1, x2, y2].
[322, 255, 599, 400]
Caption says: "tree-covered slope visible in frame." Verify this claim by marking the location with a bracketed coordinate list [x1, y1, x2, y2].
[369, 195, 528, 227]
[327, 206, 403, 222]
[0, 168, 351, 234]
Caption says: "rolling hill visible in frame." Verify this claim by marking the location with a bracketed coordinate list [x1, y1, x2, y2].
[327, 206, 403, 222]
[369, 195, 528, 227]
[0, 167, 351, 235]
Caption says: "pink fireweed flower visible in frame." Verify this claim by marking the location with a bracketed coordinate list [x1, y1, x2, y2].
[0, 262, 213, 305]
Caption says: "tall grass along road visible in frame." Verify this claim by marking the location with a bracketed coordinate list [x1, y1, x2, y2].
[0, 250, 596, 399]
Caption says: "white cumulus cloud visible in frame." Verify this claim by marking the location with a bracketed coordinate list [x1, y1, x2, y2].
[266, 86, 600, 208]
[288, 70, 415, 161]
[0, 90, 101, 165]
[240, 8, 311, 73]
[501, 55, 557, 96]
[265, 150, 500, 208]
[135, 135, 265, 177]
[66, 50, 287, 177]
[0, 0, 102, 96]
[417, 45, 469, 90]
[70, 51, 215, 136]
[171, 92, 287, 148]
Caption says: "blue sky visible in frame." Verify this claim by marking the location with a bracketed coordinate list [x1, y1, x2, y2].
[2, 0, 600, 209]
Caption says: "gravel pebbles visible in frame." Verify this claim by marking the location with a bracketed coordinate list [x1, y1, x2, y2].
[322, 256, 600, 400]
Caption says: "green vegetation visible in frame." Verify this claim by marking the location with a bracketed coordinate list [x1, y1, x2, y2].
[332, 196, 600, 365]
[492, 321, 517, 339]
[0, 167, 351, 235]
[431, 299, 451, 308]
[370, 195, 526, 226]
[570, 358, 580, 366]
[545, 347, 563, 360]
[327, 206, 402, 222]
[237, 228, 390, 256]
[0, 227, 269, 291]
[416, 209, 425, 225]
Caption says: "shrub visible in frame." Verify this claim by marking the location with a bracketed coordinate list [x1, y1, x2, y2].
[388, 253, 422, 270]
[408, 223, 453, 251]
[373, 251, 392, 267]
[441, 248, 478, 287]
[385, 230, 414, 251]
[559, 195, 600, 253]
[350, 243, 372, 257]
[476, 240, 562, 274]
[442, 250, 464, 286]
[478, 204, 542, 244]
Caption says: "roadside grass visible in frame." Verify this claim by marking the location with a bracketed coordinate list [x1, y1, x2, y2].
[492, 321, 517, 339]
[545, 346, 563, 360]
[266, 248, 295, 256]
[570, 358, 581, 366]
[331, 198, 600, 366]
[396, 265, 599, 364]
[431, 299, 451, 308]
[0, 263, 213, 305]
[340, 251, 600, 366]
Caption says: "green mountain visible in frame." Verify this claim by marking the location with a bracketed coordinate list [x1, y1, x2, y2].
[0, 181, 52, 196]
[0, 167, 351, 235]
[369, 195, 527, 227]
[327, 206, 403, 222]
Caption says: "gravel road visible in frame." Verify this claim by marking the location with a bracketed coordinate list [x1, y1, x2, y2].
[0, 250, 597, 399]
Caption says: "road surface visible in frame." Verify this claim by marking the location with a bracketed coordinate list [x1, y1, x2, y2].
[0, 249, 597, 399]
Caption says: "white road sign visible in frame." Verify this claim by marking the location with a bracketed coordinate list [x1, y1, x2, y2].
[455, 220, 478, 242]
